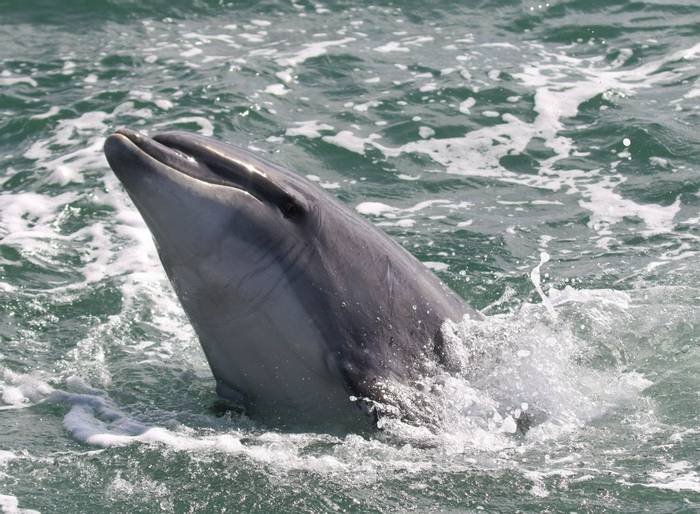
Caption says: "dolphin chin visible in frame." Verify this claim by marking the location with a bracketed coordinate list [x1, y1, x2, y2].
[104, 128, 479, 431]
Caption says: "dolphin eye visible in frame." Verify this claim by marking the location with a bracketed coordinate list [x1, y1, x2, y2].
[279, 195, 305, 221]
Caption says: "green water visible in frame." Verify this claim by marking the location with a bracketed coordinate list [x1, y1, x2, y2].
[1, 1, 699, 512]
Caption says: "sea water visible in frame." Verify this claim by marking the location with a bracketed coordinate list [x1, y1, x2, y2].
[0, 1, 698, 512]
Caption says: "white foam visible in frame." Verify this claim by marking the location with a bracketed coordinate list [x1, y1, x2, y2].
[0, 495, 40, 514]
[129, 89, 153, 102]
[422, 261, 449, 271]
[321, 131, 379, 154]
[374, 41, 409, 53]
[2, 110, 146, 292]
[377, 218, 415, 228]
[0, 451, 17, 466]
[647, 473, 700, 492]
[611, 48, 633, 68]
[374, 113, 533, 183]
[1, 387, 25, 406]
[25, 112, 108, 161]
[356, 202, 397, 216]
[239, 32, 266, 44]
[154, 116, 213, 136]
[458, 97, 475, 114]
[331, 41, 700, 241]
[285, 120, 334, 138]
[623, 461, 700, 492]
[30, 106, 60, 120]
[0, 368, 55, 409]
[154, 99, 173, 110]
[180, 47, 203, 58]
[649, 156, 670, 168]
[0, 190, 75, 243]
[418, 126, 435, 139]
[275, 69, 294, 83]
[376, 34, 434, 54]
[580, 178, 680, 236]
[0, 105, 191, 363]
[353, 100, 380, 112]
[180, 31, 239, 47]
[356, 199, 455, 218]
[264, 83, 289, 96]
[57, 387, 353, 473]
[61, 61, 75, 75]
[276, 38, 355, 67]
[0, 71, 37, 87]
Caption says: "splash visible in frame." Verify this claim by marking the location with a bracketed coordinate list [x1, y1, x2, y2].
[375, 285, 650, 450]
[530, 251, 556, 318]
[0, 277, 654, 478]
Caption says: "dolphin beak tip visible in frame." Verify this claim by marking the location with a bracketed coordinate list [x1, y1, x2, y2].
[104, 131, 128, 157]
[105, 127, 150, 159]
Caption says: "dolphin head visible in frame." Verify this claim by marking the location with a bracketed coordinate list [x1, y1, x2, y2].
[104, 129, 310, 285]
[104, 129, 471, 430]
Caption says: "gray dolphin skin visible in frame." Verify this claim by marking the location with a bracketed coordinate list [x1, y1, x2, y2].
[103, 129, 479, 430]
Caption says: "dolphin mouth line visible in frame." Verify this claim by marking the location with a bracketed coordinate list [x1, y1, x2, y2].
[107, 128, 306, 219]
[110, 128, 261, 195]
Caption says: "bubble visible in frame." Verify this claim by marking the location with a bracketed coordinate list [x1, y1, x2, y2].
[623, 137, 631, 147]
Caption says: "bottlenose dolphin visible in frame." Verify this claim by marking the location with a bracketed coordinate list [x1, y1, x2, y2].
[104, 129, 478, 430]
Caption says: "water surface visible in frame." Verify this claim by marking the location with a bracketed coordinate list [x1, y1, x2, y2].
[0, 1, 699, 512]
